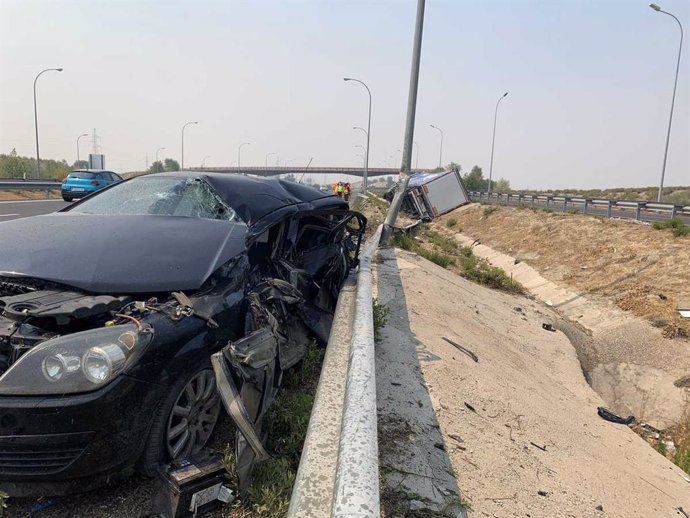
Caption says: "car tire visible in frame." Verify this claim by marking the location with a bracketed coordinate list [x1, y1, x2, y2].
[62, 195, 72, 202]
[138, 362, 221, 476]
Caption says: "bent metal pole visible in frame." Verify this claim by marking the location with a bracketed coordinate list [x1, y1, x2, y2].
[382, 0, 426, 244]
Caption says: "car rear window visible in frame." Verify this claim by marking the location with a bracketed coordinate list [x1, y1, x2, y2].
[68, 172, 96, 179]
[68, 177, 238, 222]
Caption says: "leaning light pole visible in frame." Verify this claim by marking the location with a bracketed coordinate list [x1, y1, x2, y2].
[34, 67, 63, 178]
[181, 121, 198, 170]
[488, 92, 509, 194]
[430, 124, 443, 168]
[238, 142, 251, 174]
[344, 77, 372, 192]
[381, 0, 426, 242]
[649, 3, 684, 203]
[76, 133, 88, 168]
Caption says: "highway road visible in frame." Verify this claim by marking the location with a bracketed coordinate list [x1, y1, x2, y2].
[0, 199, 71, 221]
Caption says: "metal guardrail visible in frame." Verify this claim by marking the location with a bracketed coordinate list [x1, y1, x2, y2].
[470, 191, 690, 223]
[0, 179, 62, 190]
[288, 224, 383, 518]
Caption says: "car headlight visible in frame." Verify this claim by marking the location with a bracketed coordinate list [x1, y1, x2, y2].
[0, 324, 153, 395]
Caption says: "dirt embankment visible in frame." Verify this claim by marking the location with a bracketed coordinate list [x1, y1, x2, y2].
[436, 204, 690, 339]
[0, 190, 60, 201]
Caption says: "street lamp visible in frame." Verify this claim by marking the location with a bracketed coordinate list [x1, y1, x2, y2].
[488, 92, 509, 194]
[181, 121, 198, 170]
[34, 67, 63, 178]
[76, 133, 88, 169]
[202, 155, 211, 169]
[430, 124, 443, 168]
[155, 147, 166, 173]
[649, 3, 684, 202]
[238, 142, 250, 174]
[265, 152, 276, 168]
[344, 77, 372, 191]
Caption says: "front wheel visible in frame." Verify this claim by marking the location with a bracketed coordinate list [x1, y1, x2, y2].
[139, 366, 221, 475]
[62, 195, 72, 202]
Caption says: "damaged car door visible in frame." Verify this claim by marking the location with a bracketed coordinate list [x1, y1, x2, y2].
[213, 209, 366, 488]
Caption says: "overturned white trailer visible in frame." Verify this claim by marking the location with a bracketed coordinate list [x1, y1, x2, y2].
[386, 170, 471, 220]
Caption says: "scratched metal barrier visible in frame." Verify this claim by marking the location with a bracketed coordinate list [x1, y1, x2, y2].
[287, 224, 383, 518]
[470, 191, 690, 224]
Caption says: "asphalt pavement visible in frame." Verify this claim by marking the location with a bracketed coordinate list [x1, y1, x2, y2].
[0, 199, 71, 221]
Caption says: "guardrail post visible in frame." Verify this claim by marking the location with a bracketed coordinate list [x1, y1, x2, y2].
[563, 198, 567, 212]
[607, 201, 612, 219]
[671, 205, 677, 219]
[545, 196, 550, 209]
[583, 199, 588, 214]
[636, 203, 643, 221]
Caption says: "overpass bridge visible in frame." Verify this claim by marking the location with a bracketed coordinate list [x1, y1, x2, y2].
[188, 166, 429, 177]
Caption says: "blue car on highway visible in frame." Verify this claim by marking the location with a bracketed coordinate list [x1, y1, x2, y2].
[61, 170, 123, 201]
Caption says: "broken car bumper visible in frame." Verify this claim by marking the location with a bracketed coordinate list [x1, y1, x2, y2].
[0, 374, 163, 496]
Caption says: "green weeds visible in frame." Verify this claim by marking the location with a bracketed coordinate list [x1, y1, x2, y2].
[373, 298, 391, 342]
[652, 218, 690, 237]
[391, 230, 522, 293]
[224, 342, 324, 517]
[483, 206, 498, 217]
[446, 217, 458, 228]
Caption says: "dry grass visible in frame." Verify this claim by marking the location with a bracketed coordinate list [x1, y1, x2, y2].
[0, 189, 61, 201]
[436, 204, 690, 339]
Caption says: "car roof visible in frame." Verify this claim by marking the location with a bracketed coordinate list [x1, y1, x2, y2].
[131, 171, 345, 226]
[69, 169, 118, 174]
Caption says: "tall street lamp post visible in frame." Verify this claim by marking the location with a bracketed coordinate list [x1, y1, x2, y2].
[181, 121, 198, 170]
[649, 3, 684, 202]
[429, 124, 443, 168]
[34, 67, 63, 178]
[156, 147, 166, 173]
[344, 77, 372, 191]
[76, 133, 88, 169]
[488, 92, 509, 194]
[238, 142, 251, 174]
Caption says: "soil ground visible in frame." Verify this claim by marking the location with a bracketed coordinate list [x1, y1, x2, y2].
[375, 248, 690, 518]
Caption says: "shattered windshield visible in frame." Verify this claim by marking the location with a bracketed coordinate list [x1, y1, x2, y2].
[69, 177, 238, 221]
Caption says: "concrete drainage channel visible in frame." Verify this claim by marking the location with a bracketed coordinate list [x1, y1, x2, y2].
[288, 224, 382, 518]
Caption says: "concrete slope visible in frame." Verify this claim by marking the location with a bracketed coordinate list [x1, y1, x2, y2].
[374, 248, 690, 518]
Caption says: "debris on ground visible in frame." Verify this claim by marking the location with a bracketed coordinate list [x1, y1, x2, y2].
[442, 336, 479, 362]
[597, 406, 635, 426]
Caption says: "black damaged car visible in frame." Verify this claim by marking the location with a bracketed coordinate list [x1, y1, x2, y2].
[0, 172, 365, 496]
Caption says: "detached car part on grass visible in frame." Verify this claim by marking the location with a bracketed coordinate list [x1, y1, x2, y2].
[0, 172, 365, 496]
[383, 169, 470, 220]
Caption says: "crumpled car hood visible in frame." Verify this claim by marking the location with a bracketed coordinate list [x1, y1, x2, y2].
[0, 214, 247, 294]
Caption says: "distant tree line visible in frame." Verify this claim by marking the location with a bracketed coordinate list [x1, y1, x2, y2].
[0, 149, 74, 180]
[147, 158, 180, 174]
[432, 162, 510, 192]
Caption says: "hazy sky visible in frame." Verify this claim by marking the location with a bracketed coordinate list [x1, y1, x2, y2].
[1, 0, 688, 189]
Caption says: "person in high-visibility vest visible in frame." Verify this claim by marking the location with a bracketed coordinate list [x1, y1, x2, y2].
[335, 183, 344, 198]
[332, 182, 339, 196]
[343, 183, 351, 201]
